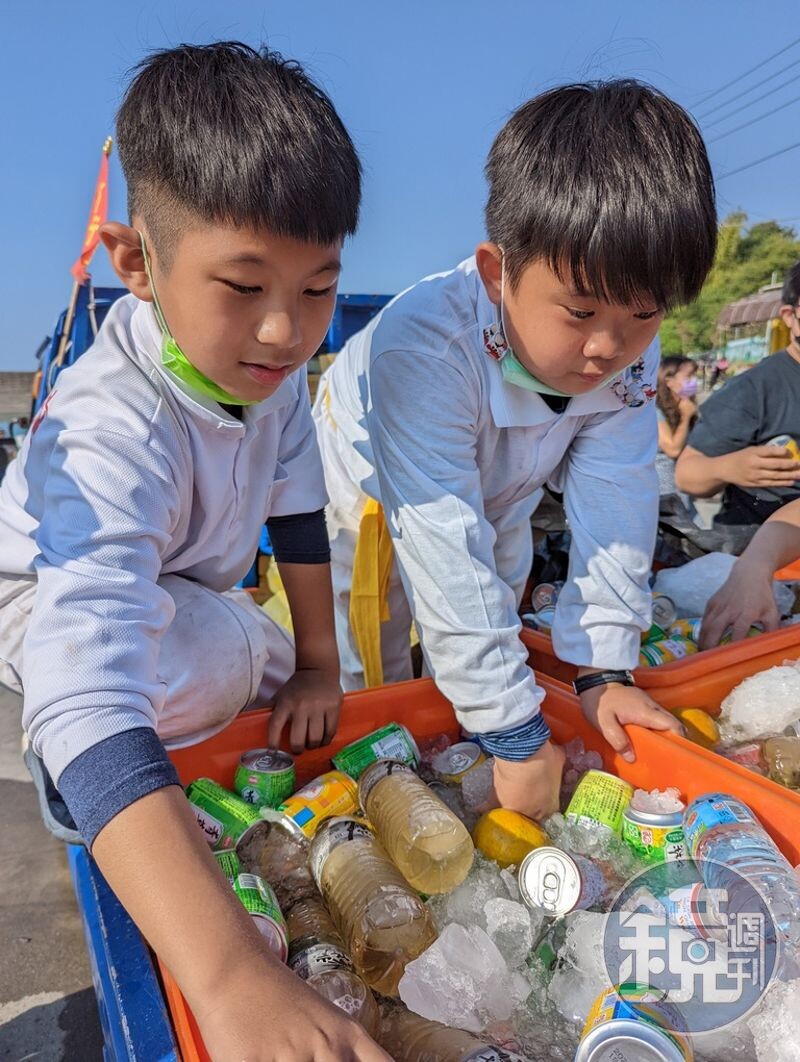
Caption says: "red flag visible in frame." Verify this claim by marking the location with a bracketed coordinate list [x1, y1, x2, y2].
[70, 138, 112, 283]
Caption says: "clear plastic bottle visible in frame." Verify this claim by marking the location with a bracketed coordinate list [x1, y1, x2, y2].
[284, 890, 380, 1037]
[358, 760, 474, 894]
[684, 793, 800, 951]
[236, 817, 314, 908]
[380, 1006, 530, 1061]
[309, 817, 438, 996]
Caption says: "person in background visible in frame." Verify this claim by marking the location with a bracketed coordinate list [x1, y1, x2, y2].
[675, 261, 800, 553]
[700, 496, 800, 646]
[656, 356, 698, 511]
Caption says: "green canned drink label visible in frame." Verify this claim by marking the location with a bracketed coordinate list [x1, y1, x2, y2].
[232, 873, 288, 960]
[234, 748, 296, 808]
[213, 849, 242, 881]
[331, 723, 420, 779]
[621, 817, 687, 864]
[186, 777, 263, 850]
[566, 770, 633, 834]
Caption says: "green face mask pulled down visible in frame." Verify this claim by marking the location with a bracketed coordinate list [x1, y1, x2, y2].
[139, 233, 258, 407]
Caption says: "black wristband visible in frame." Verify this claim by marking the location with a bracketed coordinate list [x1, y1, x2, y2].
[573, 670, 635, 696]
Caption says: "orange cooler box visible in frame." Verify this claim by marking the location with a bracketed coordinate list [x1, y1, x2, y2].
[522, 622, 800, 714]
[161, 675, 800, 1061]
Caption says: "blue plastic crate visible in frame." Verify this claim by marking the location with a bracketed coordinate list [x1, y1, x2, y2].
[68, 845, 178, 1061]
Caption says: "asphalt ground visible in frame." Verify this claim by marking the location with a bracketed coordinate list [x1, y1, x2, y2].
[0, 686, 103, 1062]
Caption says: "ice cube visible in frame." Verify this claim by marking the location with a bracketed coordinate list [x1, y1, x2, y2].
[547, 910, 609, 1024]
[720, 664, 800, 743]
[630, 787, 685, 815]
[461, 757, 495, 813]
[500, 867, 522, 902]
[746, 976, 800, 1062]
[484, 898, 534, 968]
[429, 853, 507, 932]
[398, 923, 529, 1033]
[559, 739, 604, 807]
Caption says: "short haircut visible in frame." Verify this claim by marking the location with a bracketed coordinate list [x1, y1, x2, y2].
[485, 79, 716, 309]
[117, 41, 361, 266]
[783, 261, 800, 306]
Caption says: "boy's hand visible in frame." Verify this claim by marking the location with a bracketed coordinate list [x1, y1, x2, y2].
[700, 559, 779, 649]
[268, 668, 342, 753]
[491, 740, 565, 822]
[579, 682, 683, 762]
[198, 959, 390, 1062]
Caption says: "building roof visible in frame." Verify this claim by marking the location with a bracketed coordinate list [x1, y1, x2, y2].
[717, 285, 785, 329]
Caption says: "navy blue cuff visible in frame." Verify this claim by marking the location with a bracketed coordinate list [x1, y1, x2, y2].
[477, 713, 551, 761]
[266, 509, 331, 565]
[57, 728, 181, 848]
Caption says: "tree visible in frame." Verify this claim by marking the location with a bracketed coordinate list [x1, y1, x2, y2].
[660, 213, 800, 355]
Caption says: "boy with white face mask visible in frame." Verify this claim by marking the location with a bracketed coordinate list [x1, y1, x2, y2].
[313, 80, 717, 820]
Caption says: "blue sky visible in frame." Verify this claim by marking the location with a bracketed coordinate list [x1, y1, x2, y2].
[1, 1, 799, 370]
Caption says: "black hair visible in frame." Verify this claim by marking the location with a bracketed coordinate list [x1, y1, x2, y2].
[485, 79, 716, 309]
[783, 261, 800, 306]
[117, 41, 361, 265]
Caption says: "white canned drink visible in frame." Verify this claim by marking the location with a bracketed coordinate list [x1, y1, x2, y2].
[651, 594, 678, 629]
[518, 846, 608, 917]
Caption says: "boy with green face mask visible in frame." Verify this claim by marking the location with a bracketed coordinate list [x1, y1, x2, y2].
[314, 80, 717, 821]
[0, 42, 390, 1062]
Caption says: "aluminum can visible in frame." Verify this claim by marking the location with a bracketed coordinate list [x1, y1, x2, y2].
[622, 806, 687, 864]
[518, 846, 608, 916]
[566, 770, 633, 834]
[185, 777, 264, 851]
[269, 770, 358, 840]
[431, 741, 486, 784]
[332, 723, 420, 779]
[576, 985, 693, 1061]
[234, 748, 296, 808]
[651, 594, 678, 629]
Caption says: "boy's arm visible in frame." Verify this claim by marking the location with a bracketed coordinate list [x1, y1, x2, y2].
[368, 349, 562, 821]
[699, 498, 800, 648]
[551, 350, 682, 758]
[91, 786, 388, 1062]
[266, 553, 342, 752]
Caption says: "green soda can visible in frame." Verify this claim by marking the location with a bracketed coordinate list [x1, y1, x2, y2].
[622, 807, 687, 865]
[566, 770, 633, 835]
[641, 623, 667, 644]
[234, 748, 296, 808]
[231, 872, 288, 961]
[185, 777, 265, 851]
[331, 723, 420, 779]
[213, 849, 242, 881]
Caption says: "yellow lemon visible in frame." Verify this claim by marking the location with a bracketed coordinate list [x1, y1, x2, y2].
[674, 707, 720, 749]
[472, 808, 550, 868]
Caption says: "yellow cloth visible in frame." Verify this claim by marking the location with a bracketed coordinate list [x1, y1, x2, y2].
[261, 561, 293, 634]
[350, 499, 394, 687]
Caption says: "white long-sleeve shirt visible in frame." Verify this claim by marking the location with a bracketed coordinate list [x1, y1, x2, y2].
[317, 257, 659, 738]
[0, 294, 327, 786]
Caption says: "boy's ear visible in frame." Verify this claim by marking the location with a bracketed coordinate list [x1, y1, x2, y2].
[475, 242, 503, 306]
[100, 222, 153, 302]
